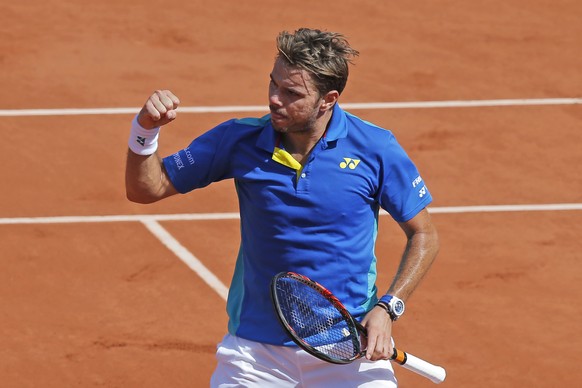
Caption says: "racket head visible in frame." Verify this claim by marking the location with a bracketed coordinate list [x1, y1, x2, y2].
[270, 271, 365, 364]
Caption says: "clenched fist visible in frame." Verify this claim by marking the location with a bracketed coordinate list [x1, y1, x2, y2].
[137, 90, 181, 129]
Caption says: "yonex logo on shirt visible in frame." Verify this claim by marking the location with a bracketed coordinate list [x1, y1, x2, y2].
[339, 158, 360, 170]
[173, 153, 185, 170]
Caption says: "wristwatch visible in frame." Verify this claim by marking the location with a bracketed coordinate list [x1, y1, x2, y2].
[376, 294, 405, 321]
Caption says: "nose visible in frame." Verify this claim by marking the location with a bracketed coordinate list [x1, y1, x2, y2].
[269, 84, 282, 107]
[269, 92, 281, 108]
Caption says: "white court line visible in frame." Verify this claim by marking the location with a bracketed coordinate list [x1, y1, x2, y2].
[141, 219, 229, 301]
[2, 203, 580, 300]
[1, 203, 581, 225]
[426, 203, 582, 214]
[0, 212, 241, 224]
[0, 98, 581, 116]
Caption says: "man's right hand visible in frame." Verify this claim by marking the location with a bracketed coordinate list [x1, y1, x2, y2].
[137, 90, 181, 129]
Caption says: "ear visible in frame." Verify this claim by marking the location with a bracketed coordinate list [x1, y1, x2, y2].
[319, 90, 340, 112]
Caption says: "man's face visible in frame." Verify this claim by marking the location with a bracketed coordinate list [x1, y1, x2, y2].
[268, 57, 323, 133]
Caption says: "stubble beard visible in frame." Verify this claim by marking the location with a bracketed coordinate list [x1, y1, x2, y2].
[270, 110, 319, 135]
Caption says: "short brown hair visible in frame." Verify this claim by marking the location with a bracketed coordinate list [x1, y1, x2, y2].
[276, 28, 359, 96]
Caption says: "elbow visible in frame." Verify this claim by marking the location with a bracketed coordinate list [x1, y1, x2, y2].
[125, 188, 159, 204]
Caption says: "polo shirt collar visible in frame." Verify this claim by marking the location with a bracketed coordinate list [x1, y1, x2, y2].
[256, 114, 278, 153]
[255, 103, 349, 152]
[324, 103, 349, 142]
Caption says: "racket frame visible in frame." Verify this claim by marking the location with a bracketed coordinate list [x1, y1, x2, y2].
[271, 271, 364, 364]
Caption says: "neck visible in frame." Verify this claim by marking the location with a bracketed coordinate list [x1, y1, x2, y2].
[282, 110, 332, 157]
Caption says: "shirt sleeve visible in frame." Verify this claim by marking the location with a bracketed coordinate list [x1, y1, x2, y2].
[162, 120, 236, 194]
[376, 134, 433, 222]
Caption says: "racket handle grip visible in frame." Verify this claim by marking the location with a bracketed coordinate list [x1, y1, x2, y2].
[392, 348, 446, 384]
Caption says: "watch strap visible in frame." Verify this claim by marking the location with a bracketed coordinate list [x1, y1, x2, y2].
[376, 294, 404, 321]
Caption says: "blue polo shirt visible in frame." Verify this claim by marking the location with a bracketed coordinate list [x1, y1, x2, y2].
[163, 104, 432, 345]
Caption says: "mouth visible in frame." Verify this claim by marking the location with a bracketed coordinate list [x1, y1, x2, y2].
[270, 110, 285, 120]
[269, 111, 288, 132]
[269, 105, 286, 118]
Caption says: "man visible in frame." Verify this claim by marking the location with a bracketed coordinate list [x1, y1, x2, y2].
[126, 28, 439, 387]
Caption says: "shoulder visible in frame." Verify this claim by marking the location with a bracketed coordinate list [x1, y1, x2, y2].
[349, 111, 393, 133]
[201, 115, 270, 143]
[233, 115, 271, 128]
[210, 115, 267, 131]
[211, 115, 270, 138]
[343, 110, 400, 149]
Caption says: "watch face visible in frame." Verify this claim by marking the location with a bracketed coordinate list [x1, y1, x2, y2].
[393, 300, 404, 315]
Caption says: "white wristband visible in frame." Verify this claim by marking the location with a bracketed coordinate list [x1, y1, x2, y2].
[128, 114, 161, 155]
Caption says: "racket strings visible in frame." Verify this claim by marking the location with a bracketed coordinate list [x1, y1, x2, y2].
[276, 278, 360, 361]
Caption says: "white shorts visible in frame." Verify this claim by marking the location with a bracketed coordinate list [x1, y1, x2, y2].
[210, 334, 398, 388]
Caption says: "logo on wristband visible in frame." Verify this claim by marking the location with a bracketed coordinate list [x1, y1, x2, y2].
[136, 136, 146, 146]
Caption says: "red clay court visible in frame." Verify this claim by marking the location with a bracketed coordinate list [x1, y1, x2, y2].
[1, 1, 581, 387]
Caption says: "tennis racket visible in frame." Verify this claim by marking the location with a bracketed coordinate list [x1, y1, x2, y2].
[271, 271, 446, 384]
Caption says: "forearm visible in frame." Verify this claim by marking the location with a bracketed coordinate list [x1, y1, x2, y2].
[125, 150, 176, 203]
[125, 90, 182, 204]
[388, 215, 440, 301]
[362, 226, 440, 361]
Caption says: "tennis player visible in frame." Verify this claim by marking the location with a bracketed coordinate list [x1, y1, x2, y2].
[125, 28, 439, 387]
